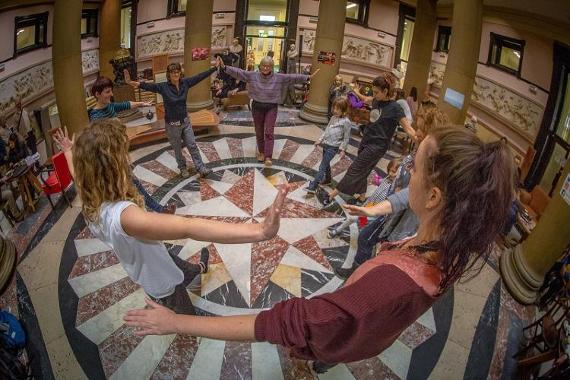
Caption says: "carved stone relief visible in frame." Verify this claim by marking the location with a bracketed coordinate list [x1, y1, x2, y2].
[472, 76, 543, 138]
[429, 61, 445, 87]
[82, 49, 100, 74]
[137, 26, 229, 59]
[301, 30, 393, 68]
[0, 61, 53, 114]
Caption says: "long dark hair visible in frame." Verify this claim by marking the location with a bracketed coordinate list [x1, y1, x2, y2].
[424, 128, 515, 290]
[410, 86, 418, 102]
[372, 72, 397, 98]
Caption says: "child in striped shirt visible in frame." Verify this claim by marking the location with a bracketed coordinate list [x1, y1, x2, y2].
[328, 158, 400, 238]
[88, 76, 150, 121]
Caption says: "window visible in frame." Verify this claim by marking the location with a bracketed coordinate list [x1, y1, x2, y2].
[247, 0, 288, 23]
[488, 33, 525, 76]
[399, 17, 414, 62]
[14, 12, 48, 56]
[346, 0, 370, 25]
[167, 0, 187, 17]
[435, 26, 451, 53]
[81, 9, 99, 38]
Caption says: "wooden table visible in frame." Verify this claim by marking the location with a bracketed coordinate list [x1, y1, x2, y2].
[7, 165, 43, 213]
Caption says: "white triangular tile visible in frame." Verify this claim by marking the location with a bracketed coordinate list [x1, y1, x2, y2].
[176, 196, 250, 217]
[214, 243, 252, 306]
[280, 245, 332, 273]
[253, 169, 278, 215]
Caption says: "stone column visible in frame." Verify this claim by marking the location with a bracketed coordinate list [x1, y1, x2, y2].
[437, 0, 483, 124]
[53, 0, 89, 135]
[403, 0, 437, 97]
[99, 0, 122, 79]
[185, 0, 214, 112]
[500, 160, 570, 304]
[299, 0, 347, 124]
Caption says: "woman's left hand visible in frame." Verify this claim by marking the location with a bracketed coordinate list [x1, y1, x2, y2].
[124, 298, 177, 336]
[261, 184, 289, 240]
[53, 127, 74, 152]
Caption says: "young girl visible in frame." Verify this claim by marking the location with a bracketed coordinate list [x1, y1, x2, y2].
[124, 128, 515, 374]
[54, 119, 287, 314]
[328, 158, 400, 238]
[305, 97, 352, 194]
[321, 73, 415, 208]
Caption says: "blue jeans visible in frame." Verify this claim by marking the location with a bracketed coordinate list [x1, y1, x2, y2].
[132, 177, 163, 212]
[308, 145, 338, 190]
[354, 215, 385, 265]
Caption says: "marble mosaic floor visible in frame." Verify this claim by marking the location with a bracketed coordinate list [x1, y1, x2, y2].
[2, 111, 535, 379]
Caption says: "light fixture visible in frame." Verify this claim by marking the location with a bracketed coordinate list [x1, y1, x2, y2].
[514, 51, 521, 58]
[347, 3, 357, 9]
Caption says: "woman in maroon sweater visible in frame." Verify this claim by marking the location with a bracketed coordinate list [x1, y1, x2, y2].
[124, 127, 515, 370]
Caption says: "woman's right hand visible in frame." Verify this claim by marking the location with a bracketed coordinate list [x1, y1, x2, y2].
[216, 56, 225, 69]
[343, 204, 374, 217]
[124, 69, 140, 88]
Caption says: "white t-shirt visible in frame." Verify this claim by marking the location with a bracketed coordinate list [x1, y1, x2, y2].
[88, 201, 184, 298]
[396, 99, 413, 123]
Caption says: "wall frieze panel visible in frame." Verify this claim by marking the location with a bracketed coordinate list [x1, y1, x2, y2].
[136, 26, 229, 60]
[0, 60, 53, 114]
[300, 29, 394, 69]
[82, 48, 100, 75]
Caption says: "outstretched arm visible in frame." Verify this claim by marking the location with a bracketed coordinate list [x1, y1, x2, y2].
[218, 56, 255, 82]
[182, 67, 217, 88]
[400, 117, 416, 140]
[121, 185, 289, 243]
[52, 127, 75, 178]
[125, 69, 161, 93]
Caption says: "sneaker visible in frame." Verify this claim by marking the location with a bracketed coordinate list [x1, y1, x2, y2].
[264, 158, 272, 166]
[162, 203, 176, 214]
[180, 168, 190, 178]
[304, 186, 316, 195]
[323, 199, 339, 212]
[199, 247, 210, 273]
[335, 265, 356, 279]
[327, 228, 339, 238]
[256, 152, 264, 162]
[199, 167, 213, 178]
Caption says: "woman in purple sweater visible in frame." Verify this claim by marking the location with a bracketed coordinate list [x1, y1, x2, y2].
[217, 56, 319, 165]
[124, 128, 515, 373]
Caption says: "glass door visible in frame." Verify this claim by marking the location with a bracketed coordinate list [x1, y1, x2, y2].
[540, 72, 570, 195]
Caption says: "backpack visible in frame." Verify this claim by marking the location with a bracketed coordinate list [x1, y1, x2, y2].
[0, 310, 26, 349]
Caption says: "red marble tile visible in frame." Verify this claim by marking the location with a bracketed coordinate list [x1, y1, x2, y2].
[292, 236, 333, 271]
[99, 324, 145, 378]
[76, 226, 95, 240]
[150, 334, 199, 380]
[398, 321, 435, 349]
[224, 169, 254, 215]
[188, 243, 223, 265]
[256, 198, 337, 219]
[196, 141, 221, 162]
[487, 301, 509, 380]
[301, 146, 323, 168]
[141, 160, 179, 181]
[220, 341, 252, 380]
[331, 155, 353, 177]
[278, 140, 300, 162]
[499, 282, 536, 323]
[199, 179, 221, 201]
[226, 137, 244, 159]
[276, 346, 314, 380]
[250, 236, 290, 305]
[347, 357, 399, 380]
[76, 277, 139, 325]
[69, 250, 119, 279]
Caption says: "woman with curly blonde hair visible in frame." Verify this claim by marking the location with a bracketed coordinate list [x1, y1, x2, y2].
[54, 119, 287, 314]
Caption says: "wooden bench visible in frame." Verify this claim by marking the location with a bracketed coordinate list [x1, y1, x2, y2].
[222, 91, 250, 111]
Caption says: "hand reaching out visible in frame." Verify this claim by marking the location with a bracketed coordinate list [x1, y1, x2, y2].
[343, 204, 374, 217]
[124, 69, 140, 88]
[216, 56, 225, 69]
[53, 126, 74, 153]
[261, 184, 289, 240]
[124, 298, 177, 336]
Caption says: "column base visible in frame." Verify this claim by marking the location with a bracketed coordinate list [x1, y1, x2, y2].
[499, 244, 544, 305]
[187, 99, 214, 113]
[299, 102, 329, 124]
